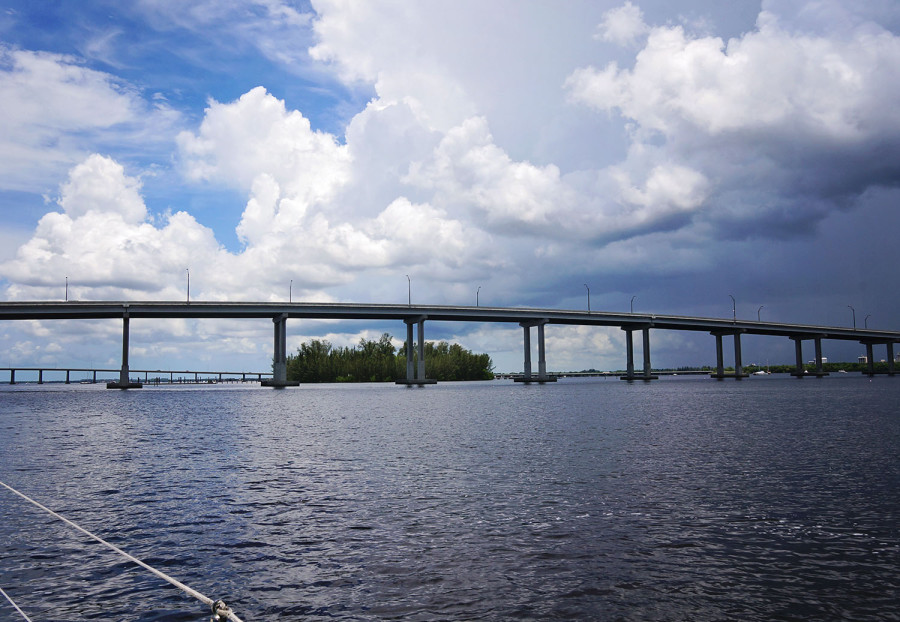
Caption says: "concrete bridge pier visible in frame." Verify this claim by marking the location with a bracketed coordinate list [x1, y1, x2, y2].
[397, 317, 436, 385]
[790, 335, 829, 377]
[620, 325, 657, 381]
[262, 314, 299, 387]
[9, 369, 14, 385]
[860, 339, 897, 376]
[107, 315, 142, 389]
[710, 330, 749, 379]
[515, 320, 555, 384]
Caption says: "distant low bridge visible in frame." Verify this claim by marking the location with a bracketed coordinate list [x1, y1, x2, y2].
[0, 301, 897, 388]
[0, 367, 271, 385]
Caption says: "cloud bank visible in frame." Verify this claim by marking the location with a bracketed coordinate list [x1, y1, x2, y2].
[2, 1, 899, 371]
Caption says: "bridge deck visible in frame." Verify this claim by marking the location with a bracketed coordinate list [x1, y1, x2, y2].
[0, 301, 897, 342]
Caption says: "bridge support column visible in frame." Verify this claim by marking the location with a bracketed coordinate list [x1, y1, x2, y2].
[406, 321, 415, 379]
[417, 320, 426, 382]
[710, 330, 748, 379]
[262, 314, 299, 387]
[65, 370, 70, 384]
[107, 315, 142, 389]
[621, 325, 656, 381]
[397, 317, 435, 385]
[538, 323, 547, 379]
[38, 369, 43, 384]
[814, 338, 827, 376]
[714, 334, 724, 379]
[642, 328, 653, 379]
[860, 340, 896, 377]
[515, 320, 555, 384]
[790, 335, 828, 377]
[9, 369, 14, 385]
[792, 337, 804, 377]
[625, 330, 635, 378]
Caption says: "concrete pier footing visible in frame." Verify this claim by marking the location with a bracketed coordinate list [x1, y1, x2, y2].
[107, 316, 143, 389]
[395, 317, 435, 385]
[620, 325, 657, 381]
[516, 320, 556, 383]
[789, 335, 829, 378]
[709, 330, 749, 379]
[860, 339, 897, 377]
[262, 314, 299, 387]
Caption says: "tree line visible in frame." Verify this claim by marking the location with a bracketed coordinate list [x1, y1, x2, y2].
[285, 333, 494, 383]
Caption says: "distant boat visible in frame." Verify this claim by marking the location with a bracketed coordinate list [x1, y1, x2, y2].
[752, 370, 770, 375]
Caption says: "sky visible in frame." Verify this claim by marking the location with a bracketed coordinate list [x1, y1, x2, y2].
[1, 0, 899, 376]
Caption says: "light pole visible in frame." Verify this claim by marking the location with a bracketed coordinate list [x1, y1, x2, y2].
[848, 305, 856, 329]
[630, 295, 636, 314]
[865, 314, 870, 329]
[476, 286, 481, 307]
[729, 294, 736, 322]
[757, 305, 764, 321]
[406, 274, 411, 306]
[584, 284, 590, 313]
[65, 276, 68, 302]
[186, 268, 190, 304]
[289, 279, 292, 303]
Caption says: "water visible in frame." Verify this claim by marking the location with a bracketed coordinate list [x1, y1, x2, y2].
[1, 375, 898, 620]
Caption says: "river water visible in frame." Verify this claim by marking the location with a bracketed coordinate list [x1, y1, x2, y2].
[0, 375, 898, 621]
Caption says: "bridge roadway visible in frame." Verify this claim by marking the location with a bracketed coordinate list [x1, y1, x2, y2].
[1, 367, 272, 385]
[0, 301, 897, 387]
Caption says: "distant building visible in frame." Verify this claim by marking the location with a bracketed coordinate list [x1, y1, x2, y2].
[808, 357, 827, 365]
[858, 356, 868, 364]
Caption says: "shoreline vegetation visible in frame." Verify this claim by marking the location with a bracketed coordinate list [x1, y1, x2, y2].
[285, 333, 495, 383]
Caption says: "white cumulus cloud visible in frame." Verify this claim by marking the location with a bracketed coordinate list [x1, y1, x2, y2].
[595, 2, 649, 47]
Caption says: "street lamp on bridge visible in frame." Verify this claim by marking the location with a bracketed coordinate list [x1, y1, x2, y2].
[584, 284, 590, 313]
[477, 286, 481, 307]
[848, 305, 856, 330]
[729, 294, 735, 323]
[406, 275, 411, 306]
[757, 305, 764, 321]
[630, 295, 635, 314]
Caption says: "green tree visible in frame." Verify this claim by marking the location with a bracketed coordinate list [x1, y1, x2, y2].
[285, 334, 494, 382]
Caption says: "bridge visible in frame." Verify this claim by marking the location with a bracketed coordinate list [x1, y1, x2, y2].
[1, 367, 271, 385]
[0, 301, 897, 387]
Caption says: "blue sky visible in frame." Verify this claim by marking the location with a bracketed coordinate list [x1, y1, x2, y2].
[1, 0, 899, 375]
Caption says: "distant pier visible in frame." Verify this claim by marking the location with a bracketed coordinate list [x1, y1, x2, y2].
[2, 367, 272, 386]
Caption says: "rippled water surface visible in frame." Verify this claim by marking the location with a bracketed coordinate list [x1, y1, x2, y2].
[1, 376, 899, 620]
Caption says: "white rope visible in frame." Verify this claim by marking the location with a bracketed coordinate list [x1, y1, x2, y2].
[0, 481, 245, 622]
[0, 586, 34, 622]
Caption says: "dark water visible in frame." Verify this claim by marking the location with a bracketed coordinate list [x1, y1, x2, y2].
[1, 375, 898, 621]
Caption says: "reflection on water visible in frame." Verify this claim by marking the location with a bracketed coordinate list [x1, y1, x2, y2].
[1, 376, 898, 620]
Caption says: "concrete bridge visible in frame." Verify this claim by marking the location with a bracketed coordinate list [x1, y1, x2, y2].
[0, 301, 897, 388]
[1, 367, 271, 386]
